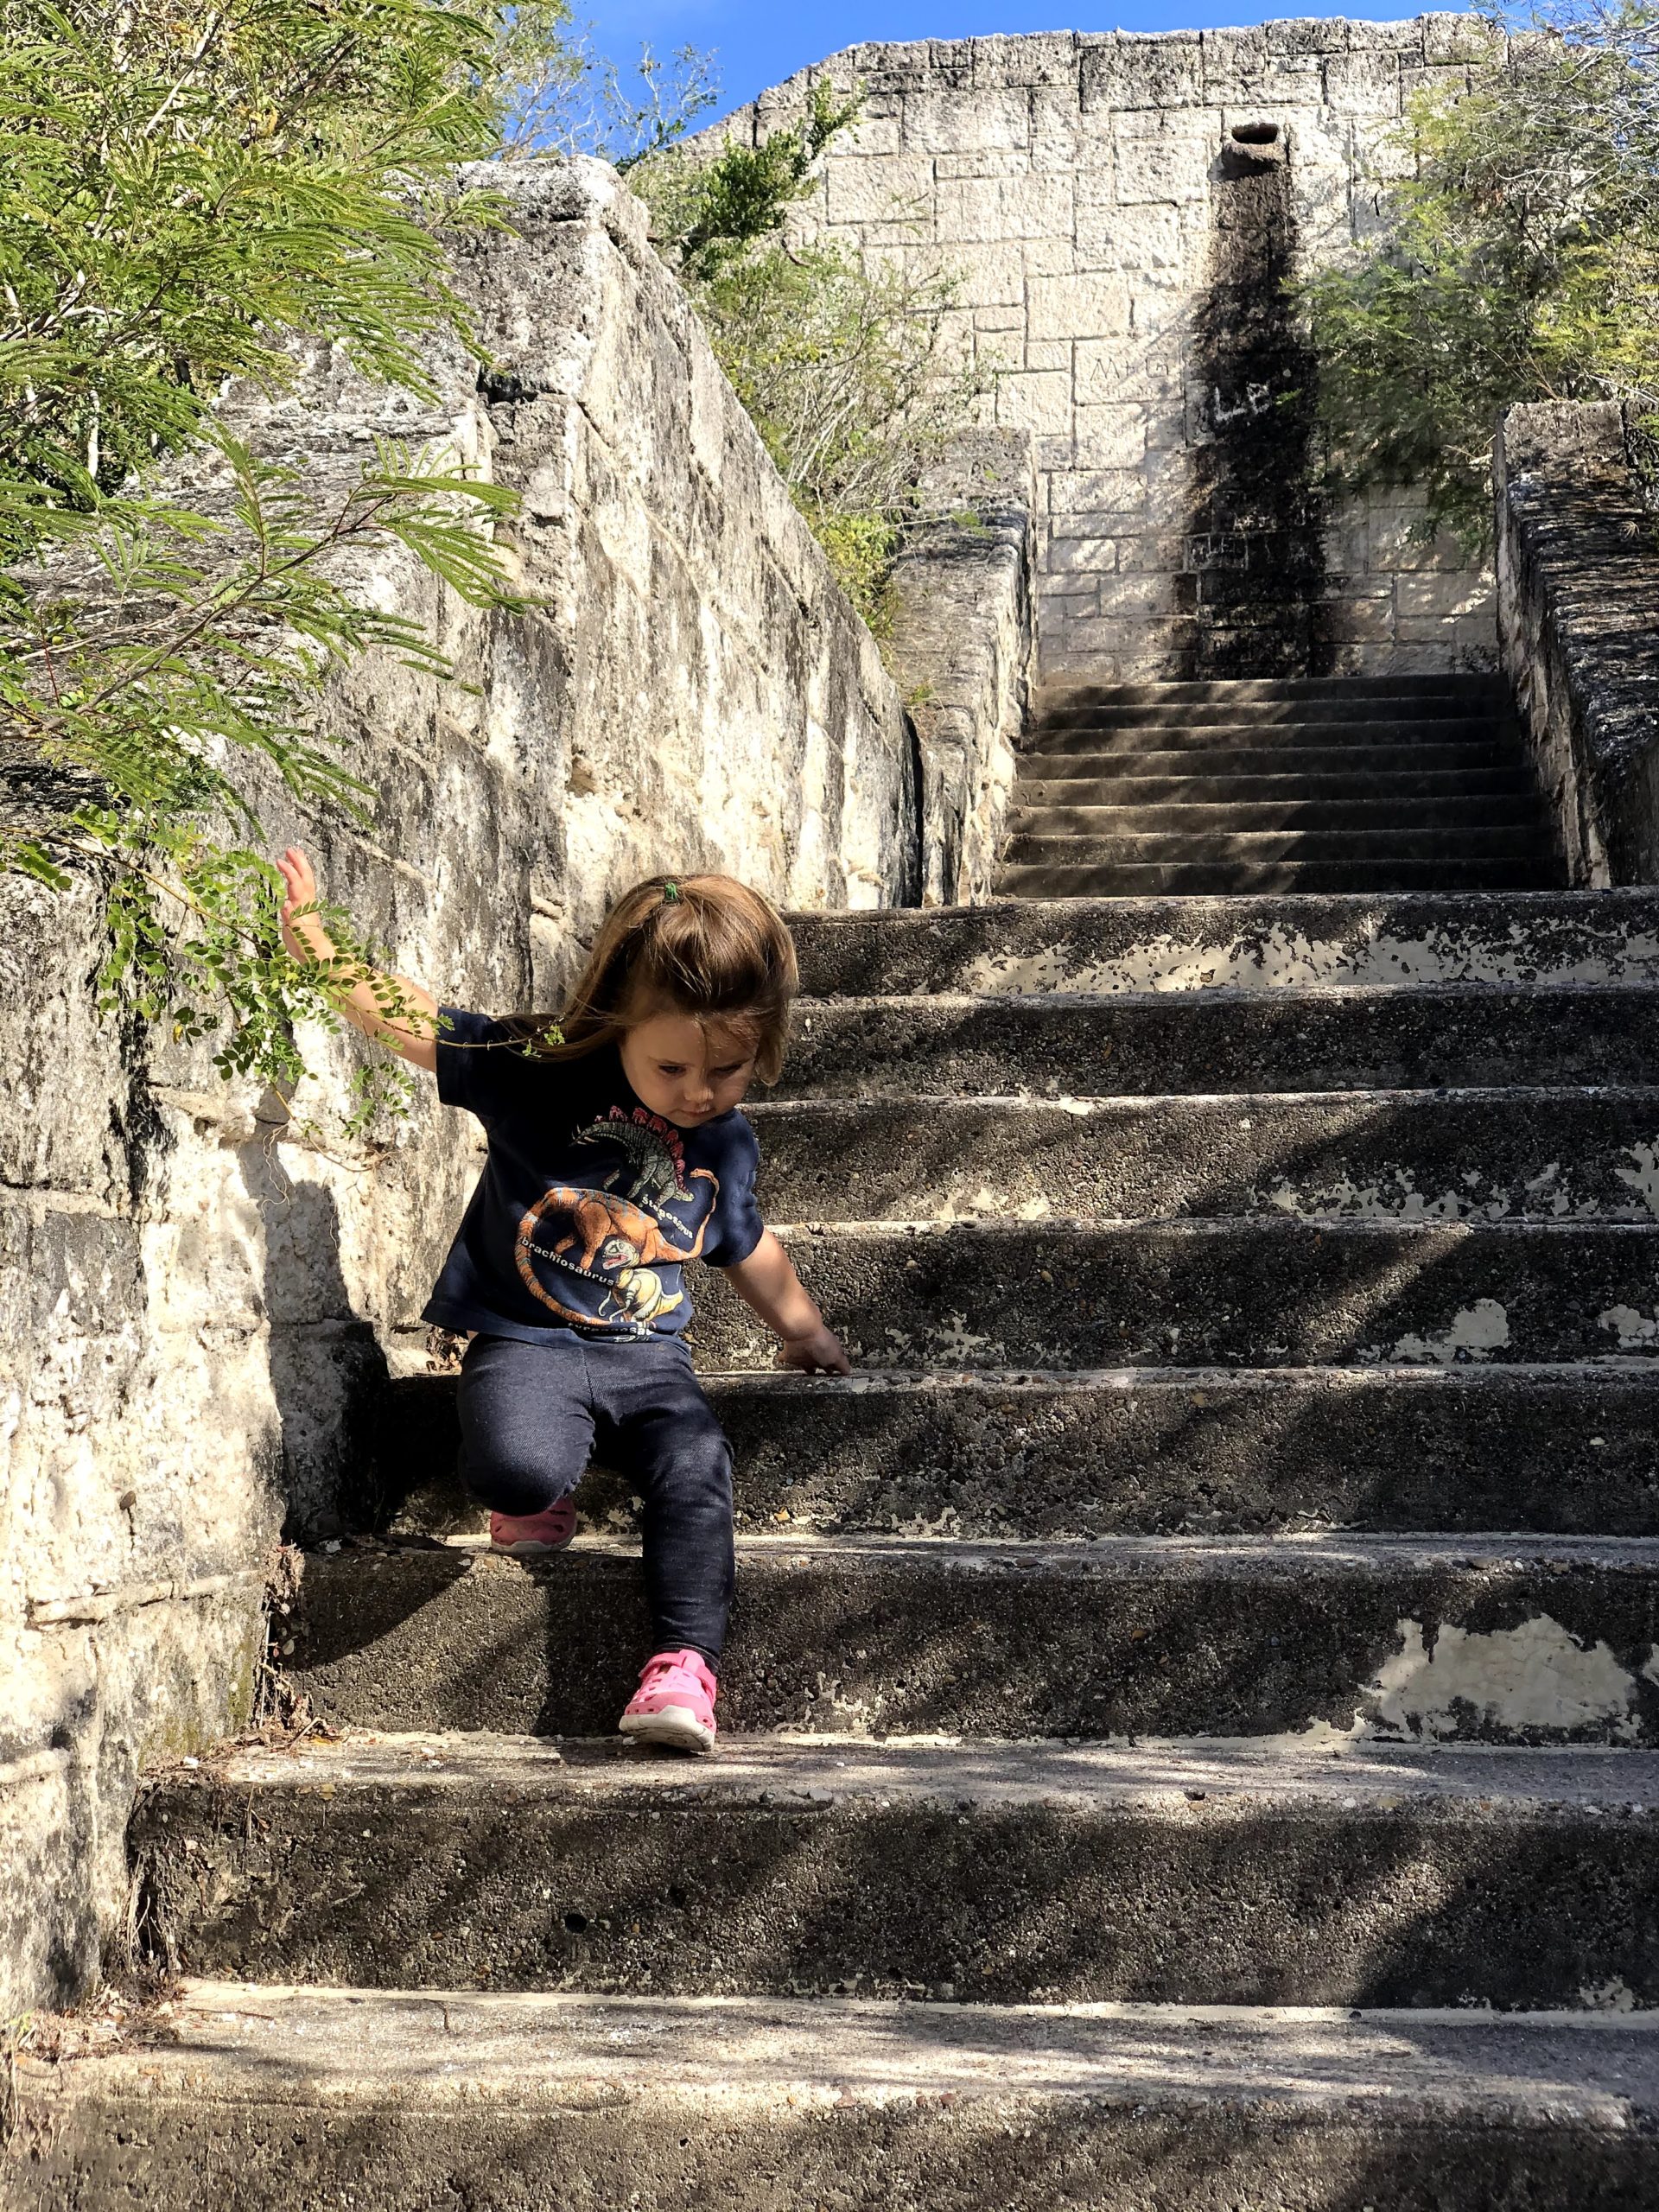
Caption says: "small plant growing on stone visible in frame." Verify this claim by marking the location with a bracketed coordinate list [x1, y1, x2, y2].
[634, 85, 987, 632]
[484, 10, 718, 169]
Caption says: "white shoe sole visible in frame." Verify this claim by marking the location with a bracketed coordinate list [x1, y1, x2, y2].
[489, 1538, 571, 1557]
[619, 1703, 715, 1755]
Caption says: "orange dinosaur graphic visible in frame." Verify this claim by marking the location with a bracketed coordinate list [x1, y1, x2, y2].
[514, 1175, 717, 1326]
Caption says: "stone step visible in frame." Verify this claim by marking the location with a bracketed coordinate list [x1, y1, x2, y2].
[132, 1734, 1659, 2007]
[1001, 829, 1554, 867]
[780, 986, 1659, 1098]
[1017, 744, 1516, 783]
[695, 1217, 1659, 1370]
[27, 1981, 1659, 2211]
[1010, 798, 1549, 836]
[1040, 699, 1510, 724]
[715, 1366, 1659, 1539]
[399, 1354, 1659, 1545]
[1019, 766, 1535, 806]
[787, 891, 1659, 999]
[745, 1089, 1659, 1225]
[283, 1532, 1659, 1745]
[1029, 712, 1504, 745]
[383, 1364, 1659, 1545]
[1039, 674, 1506, 710]
[996, 861, 1563, 895]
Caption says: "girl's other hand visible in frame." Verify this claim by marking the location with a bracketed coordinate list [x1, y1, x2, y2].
[777, 1323, 852, 1376]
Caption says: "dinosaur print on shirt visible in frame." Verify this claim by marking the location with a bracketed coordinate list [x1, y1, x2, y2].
[423, 1014, 764, 1346]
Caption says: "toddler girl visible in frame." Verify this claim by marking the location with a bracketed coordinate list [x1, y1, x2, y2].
[276, 849, 850, 1755]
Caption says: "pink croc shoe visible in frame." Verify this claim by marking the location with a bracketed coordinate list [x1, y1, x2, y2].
[488, 1497, 577, 1556]
[619, 1649, 718, 1756]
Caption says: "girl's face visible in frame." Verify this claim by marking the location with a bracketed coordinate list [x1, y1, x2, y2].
[620, 1008, 757, 1128]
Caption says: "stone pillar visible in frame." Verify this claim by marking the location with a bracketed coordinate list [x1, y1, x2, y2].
[1181, 121, 1329, 677]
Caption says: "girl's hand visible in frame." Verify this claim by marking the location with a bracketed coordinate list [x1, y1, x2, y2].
[270, 845, 441, 1070]
[277, 846, 325, 963]
[721, 1234, 845, 1365]
[777, 1322, 852, 1376]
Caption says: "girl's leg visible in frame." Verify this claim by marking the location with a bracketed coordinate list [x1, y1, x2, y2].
[455, 1333, 594, 1515]
[593, 1341, 735, 1667]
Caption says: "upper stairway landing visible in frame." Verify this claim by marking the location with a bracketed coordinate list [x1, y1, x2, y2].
[999, 674, 1565, 898]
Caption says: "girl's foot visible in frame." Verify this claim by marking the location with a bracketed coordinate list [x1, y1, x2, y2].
[488, 1497, 577, 1555]
[619, 1649, 718, 1755]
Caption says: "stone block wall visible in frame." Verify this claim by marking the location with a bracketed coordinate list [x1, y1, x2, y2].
[886, 428, 1035, 902]
[1496, 402, 1659, 884]
[0, 156, 1011, 2015]
[716, 16, 1500, 682]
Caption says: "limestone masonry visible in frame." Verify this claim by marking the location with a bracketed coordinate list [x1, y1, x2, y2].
[1497, 402, 1659, 886]
[716, 16, 1501, 679]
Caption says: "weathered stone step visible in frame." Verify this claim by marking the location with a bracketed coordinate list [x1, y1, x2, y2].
[133, 1734, 1659, 2008]
[1040, 674, 1505, 710]
[746, 1089, 1659, 1225]
[1012, 751, 1522, 795]
[28, 1982, 1659, 2212]
[383, 1365, 1659, 1544]
[1039, 692, 1505, 727]
[788, 891, 1659, 999]
[1020, 766, 1535, 806]
[781, 986, 1659, 1098]
[997, 860, 1562, 896]
[711, 1366, 1659, 1539]
[1029, 711, 1503, 745]
[284, 1532, 1659, 1745]
[1014, 798, 1548, 836]
[1020, 741, 1510, 778]
[696, 1217, 1659, 1371]
[1002, 829, 1554, 867]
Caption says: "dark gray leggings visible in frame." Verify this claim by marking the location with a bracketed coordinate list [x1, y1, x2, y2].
[455, 1330, 734, 1666]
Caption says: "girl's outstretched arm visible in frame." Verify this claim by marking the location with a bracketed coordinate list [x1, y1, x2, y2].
[721, 1230, 852, 1374]
[276, 847, 442, 1073]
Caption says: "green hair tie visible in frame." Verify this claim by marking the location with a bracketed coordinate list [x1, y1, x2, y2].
[663, 880, 682, 902]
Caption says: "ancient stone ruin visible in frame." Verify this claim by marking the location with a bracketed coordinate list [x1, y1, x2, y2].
[734, 16, 1500, 680]
[10, 17, 1659, 2208]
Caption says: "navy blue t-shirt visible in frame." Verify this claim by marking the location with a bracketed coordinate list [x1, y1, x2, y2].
[422, 1009, 765, 1344]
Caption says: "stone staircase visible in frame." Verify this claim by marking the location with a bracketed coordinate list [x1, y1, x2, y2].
[1001, 675, 1563, 896]
[28, 891, 1659, 2206]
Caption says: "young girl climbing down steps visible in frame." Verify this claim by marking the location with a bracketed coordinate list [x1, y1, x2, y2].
[276, 850, 851, 1757]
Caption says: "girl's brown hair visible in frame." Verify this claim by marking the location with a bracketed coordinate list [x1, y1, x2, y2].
[511, 874, 799, 1084]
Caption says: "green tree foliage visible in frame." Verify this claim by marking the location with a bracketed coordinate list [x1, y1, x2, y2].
[637, 86, 986, 629]
[1, 7, 975, 1103]
[1, 0, 529, 1097]
[669, 79, 854, 278]
[1300, 1, 1659, 543]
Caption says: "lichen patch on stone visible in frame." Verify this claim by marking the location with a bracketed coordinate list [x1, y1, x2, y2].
[1365, 1617, 1641, 1741]
[1365, 1299, 1512, 1367]
[1599, 1305, 1659, 1351]
[1614, 1142, 1659, 1220]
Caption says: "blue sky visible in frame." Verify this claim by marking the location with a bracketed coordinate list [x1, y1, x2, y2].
[594, 2, 1429, 121]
